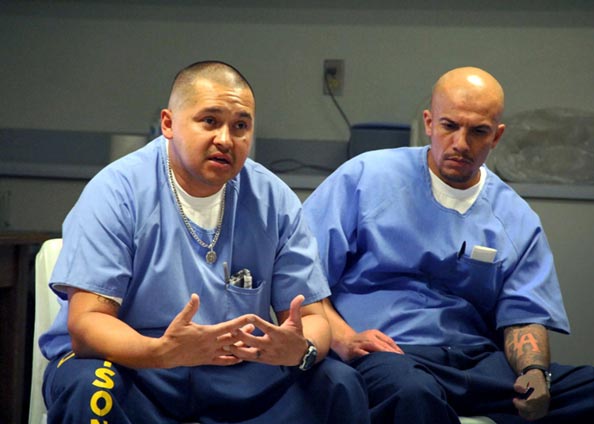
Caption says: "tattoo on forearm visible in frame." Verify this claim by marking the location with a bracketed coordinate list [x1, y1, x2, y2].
[97, 295, 120, 309]
[510, 331, 541, 354]
[505, 325, 548, 372]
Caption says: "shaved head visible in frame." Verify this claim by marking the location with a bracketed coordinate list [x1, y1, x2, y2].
[431, 67, 505, 123]
[424, 66, 506, 189]
[168, 61, 254, 111]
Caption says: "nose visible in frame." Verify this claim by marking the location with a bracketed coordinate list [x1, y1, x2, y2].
[214, 125, 232, 151]
[452, 128, 470, 152]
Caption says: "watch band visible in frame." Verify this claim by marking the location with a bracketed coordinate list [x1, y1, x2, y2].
[520, 365, 552, 390]
[298, 339, 317, 371]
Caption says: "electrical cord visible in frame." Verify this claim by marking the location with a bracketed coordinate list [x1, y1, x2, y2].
[268, 158, 335, 174]
[267, 72, 353, 175]
[324, 71, 352, 132]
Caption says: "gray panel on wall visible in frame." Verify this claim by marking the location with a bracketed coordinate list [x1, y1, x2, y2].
[0, 129, 146, 179]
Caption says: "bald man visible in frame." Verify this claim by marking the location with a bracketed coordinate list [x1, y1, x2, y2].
[303, 67, 594, 423]
[40, 61, 370, 423]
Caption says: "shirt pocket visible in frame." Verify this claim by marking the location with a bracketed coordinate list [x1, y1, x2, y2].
[431, 251, 503, 316]
[224, 280, 271, 322]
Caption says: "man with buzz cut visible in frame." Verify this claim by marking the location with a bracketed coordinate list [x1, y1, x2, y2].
[40, 60, 370, 424]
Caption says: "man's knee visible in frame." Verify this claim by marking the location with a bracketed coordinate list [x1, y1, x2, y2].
[45, 356, 128, 418]
[307, 358, 370, 423]
[315, 357, 367, 391]
[353, 352, 443, 398]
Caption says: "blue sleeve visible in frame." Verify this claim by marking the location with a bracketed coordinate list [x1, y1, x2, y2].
[271, 203, 331, 311]
[496, 224, 570, 333]
[303, 161, 361, 288]
[50, 167, 136, 300]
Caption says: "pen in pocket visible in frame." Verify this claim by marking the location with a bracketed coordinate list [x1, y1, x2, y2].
[223, 261, 230, 284]
[458, 241, 466, 259]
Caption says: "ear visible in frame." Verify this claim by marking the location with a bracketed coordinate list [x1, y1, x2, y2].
[422, 110, 433, 137]
[161, 109, 174, 139]
[491, 123, 506, 149]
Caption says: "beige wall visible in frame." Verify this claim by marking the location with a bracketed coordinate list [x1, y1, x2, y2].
[529, 199, 594, 366]
[1, 1, 593, 140]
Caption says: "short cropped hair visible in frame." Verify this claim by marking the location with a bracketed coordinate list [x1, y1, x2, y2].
[168, 60, 254, 110]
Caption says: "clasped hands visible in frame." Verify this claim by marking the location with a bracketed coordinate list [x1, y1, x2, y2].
[158, 293, 309, 368]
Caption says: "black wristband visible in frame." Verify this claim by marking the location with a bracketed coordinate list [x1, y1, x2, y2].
[520, 365, 552, 390]
[520, 364, 547, 374]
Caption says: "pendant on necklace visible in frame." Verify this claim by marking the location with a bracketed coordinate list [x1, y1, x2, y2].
[206, 249, 217, 264]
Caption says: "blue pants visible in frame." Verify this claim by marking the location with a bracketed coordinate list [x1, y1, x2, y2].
[43, 352, 370, 424]
[350, 345, 594, 423]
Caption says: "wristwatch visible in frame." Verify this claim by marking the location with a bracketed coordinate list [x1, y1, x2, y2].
[298, 339, 318, 371]
[521, 365, 552, 390]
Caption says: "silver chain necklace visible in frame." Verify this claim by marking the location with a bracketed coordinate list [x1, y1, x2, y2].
[166, 154, 226, 264]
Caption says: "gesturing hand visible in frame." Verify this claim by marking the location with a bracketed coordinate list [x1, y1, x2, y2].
[228, 294, 310, 366]
[158, 293, 256, 368]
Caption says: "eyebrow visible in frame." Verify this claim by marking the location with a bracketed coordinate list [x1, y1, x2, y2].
[439, 118, 458, 126]
[201, 107, 253, 120]
[439, 117, 492, 131]
[237, 111, 253, 120]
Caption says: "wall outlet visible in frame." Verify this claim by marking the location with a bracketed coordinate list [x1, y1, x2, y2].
[323, 59, 344, 96]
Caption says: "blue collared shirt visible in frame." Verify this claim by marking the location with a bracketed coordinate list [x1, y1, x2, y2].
[41, 136, 330, 359]
[304, 146, 569, 348]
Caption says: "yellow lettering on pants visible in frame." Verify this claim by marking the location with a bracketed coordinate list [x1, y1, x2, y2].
[93, 362, 115, 389]
[89, 361, 115, 418]
[57, 351, 76, 368]
[90, 390, 113, 416]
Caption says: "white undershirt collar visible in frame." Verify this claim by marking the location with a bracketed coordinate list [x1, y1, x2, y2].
[429, 167, 486, 214]
[167, 140, 224, 229]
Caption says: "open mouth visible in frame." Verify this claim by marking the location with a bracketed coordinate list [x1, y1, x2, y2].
[209, 155, 231, 165]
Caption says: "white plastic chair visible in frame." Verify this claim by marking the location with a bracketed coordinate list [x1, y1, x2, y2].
[28, 238, 495, 424]
[461, 417, 496, 424]
[29, 238, 62, 424]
